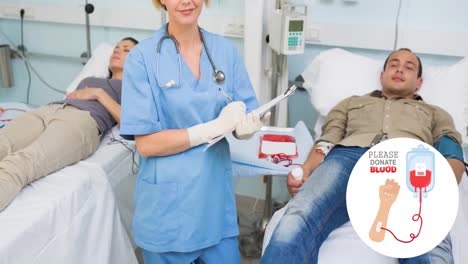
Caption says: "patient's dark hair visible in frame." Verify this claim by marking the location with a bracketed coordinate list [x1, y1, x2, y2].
[383, 48, 423, 78]
[108, 37, 139, 79]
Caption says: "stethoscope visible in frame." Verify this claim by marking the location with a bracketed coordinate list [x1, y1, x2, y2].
[156, 24, 225, 88]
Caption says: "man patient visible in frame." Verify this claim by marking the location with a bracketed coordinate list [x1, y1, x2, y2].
[0, 37, 138, 212]
[261, 48, 465, 264]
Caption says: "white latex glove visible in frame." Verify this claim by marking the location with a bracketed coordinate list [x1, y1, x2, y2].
[234, 110, 271, 140]
[187, 101, 246, 147]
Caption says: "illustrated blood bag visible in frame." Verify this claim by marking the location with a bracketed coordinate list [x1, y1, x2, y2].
[406, 145, 435, 195]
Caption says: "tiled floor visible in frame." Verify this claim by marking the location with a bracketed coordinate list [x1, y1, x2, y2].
[237, 195, 265, 264]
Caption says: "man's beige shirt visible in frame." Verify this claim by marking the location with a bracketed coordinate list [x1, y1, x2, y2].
[318, 90, 462, 147]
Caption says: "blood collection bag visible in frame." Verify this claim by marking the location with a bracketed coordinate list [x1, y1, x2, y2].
[406, 144, 435, 193]
[258, 134, 298, 160]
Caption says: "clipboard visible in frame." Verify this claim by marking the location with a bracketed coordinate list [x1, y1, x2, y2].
[204, 84, 298, 150]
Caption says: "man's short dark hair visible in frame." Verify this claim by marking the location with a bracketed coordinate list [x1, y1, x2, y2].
[383, 48, 423, 78]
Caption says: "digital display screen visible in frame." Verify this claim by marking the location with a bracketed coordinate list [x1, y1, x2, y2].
[289, 20, 304, 32]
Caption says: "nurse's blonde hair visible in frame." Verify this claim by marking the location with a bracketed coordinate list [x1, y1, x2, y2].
[152, 0, 210, 10]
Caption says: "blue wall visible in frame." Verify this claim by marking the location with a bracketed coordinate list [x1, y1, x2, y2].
[289, 0, 467, 79]
[0, 19, 155, 106]
[0, 0, 244, 105]
[0, 0, 466, 202]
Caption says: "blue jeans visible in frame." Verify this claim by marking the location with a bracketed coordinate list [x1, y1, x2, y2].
[261, 146, 454, 264]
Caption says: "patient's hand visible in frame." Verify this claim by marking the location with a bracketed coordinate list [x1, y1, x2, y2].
[287, 170, 308, 197]
[66, 87, 103, 101]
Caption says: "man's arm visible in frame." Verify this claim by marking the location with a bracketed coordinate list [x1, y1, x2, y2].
[287, 144, 326, 196]
[431, 107, 465, 184]
[287, 97, 351, 196]
[302, 145, 327, 177]
[447, 158, 465, 184]
[433, 134, 465, 184]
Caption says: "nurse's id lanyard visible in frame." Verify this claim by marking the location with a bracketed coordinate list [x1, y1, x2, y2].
[156, 24, 225, 88]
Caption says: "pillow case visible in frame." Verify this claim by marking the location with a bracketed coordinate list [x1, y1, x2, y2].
[418, 57, 468, 144]
[302, 48, 382, 116]
[302, 48, 468, 145]
[66, 43, 114, 94]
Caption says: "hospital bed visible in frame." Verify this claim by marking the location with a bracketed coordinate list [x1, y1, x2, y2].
[0, 43, 138, 264]
[260, 48, 468, 263]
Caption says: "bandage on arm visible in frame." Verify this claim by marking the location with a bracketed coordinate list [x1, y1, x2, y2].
[187, 101, 246, 147]
[369, 206, 391, 242]
[376, 222, 383, 232]
[315, 141, 334, 156]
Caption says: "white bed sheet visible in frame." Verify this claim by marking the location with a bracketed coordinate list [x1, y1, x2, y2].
[86, 127, 138, 244]
[0, 118, 138, 263]
[262, 173, 468, 264]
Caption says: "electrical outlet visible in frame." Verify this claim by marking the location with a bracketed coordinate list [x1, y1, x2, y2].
[224, 23, 237, 36]
[224, 23, 243, 36]
[223, 18, 244, 37]
[2, 7, 17, 17]
[2, 6, 34, 19]
[22, 7, 34, 19]
[236, 23, 244, 36]
[305, 26, 320, 42]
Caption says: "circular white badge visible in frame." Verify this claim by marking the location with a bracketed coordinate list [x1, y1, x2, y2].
[346, 138, 459, 258]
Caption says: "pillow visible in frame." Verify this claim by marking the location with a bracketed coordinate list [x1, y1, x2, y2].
[302, 48, 382, 116]
[418, 57, 468, 143]
[302, 48, 468, 145]
[65, 42, 114, 94]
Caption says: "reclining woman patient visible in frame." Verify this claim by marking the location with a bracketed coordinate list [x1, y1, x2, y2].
[0, 37, 138, 212]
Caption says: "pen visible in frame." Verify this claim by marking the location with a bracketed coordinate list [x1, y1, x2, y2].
[218, 88, 233, 103]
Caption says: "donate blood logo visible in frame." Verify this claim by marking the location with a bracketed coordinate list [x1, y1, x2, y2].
[347, 138, 459, 258]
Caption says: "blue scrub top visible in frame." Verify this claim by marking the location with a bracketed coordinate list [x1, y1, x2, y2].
[120, 25, 259, 253]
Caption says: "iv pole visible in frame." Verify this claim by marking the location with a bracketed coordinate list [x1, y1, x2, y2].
[81, 0, 94, 64]
[238, 0, 290, 258]
[260, 51, 285, 231]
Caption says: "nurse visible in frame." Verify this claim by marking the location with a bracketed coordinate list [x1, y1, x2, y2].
[120, 0, 266, 263]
